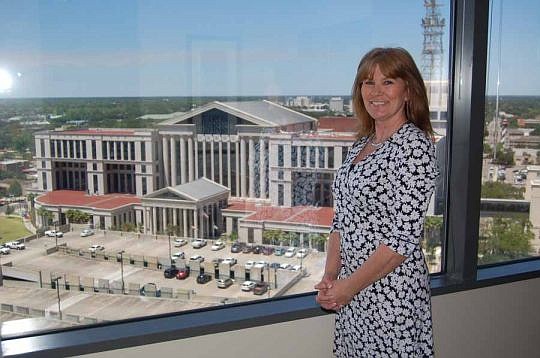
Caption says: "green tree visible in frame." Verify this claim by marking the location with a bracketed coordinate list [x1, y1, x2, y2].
[492, 144, 515, 166]
[5, 204, 14, 215]
[478, 216, 533, 264]
[36, 207, 53, 227]
[481, 181, 525, 199]
[8, 180, 22, 197]
[423, 216, 443, 265]
[65, 209, 91, 224]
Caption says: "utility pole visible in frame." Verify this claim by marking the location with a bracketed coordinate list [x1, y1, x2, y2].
[118, 250, 125, 294]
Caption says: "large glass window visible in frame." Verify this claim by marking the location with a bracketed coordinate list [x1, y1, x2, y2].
[0, 0, 450, 339]
[479, 0, 540, 265]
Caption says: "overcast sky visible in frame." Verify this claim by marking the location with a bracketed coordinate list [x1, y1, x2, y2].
[0, 0, 537, 98]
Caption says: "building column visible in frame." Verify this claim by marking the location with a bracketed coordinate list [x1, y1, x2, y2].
[227, 141, 232, 189]
[180, 137, 186, 184]
[194, 209, 201, 238]
[235, 141, 240, 197]
[171, 136, 177, 186]
[315, 146, 320, 168]
[259, 138, 266, 199]
[248, 138, 255, 198]
[162, 136, 170, 186]
[163, 208, 168, 232]
[324, 147, 329, 168]
[210, 140, 215, 181]
[218, 141, 223, 184]
[173, 208, 178, 230]
[194, 140, 199, 179]
[183, 209, 188, 238]
[202, 140, 207, 178]
[152, 207, 157, 235]
[240, 138, 247, 197]
[188, 137, 194, 182]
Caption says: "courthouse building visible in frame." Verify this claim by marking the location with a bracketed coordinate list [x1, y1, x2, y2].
[33, 100, 356, 244]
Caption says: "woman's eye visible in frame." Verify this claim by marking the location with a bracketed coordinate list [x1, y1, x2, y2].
[363, 80, 375, 86]
[383, 80, 394, 85]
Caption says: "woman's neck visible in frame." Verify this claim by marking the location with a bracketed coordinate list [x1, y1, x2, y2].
[372, 118, 407, 142]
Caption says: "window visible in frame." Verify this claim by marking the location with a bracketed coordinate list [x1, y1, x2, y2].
[0, 0, 458, 346]
[479, 0, 540, 265]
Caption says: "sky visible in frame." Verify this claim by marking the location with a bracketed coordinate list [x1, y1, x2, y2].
[0, 0, 537, 98]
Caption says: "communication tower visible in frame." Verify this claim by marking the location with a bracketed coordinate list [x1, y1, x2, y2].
[421, 0, 445, 84]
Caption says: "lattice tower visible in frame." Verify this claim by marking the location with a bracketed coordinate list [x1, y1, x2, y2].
[421, 0, 445, 84]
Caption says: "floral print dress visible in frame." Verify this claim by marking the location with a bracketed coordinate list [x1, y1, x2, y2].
[331, 123, 438, 357]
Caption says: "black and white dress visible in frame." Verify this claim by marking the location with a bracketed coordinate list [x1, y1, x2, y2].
[331, 123, 438, 357]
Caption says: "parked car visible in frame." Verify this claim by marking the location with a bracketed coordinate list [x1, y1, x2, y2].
[269, 262, 281, 269]
[88, 244, 105, 253]
[174, 238, 188, 247]
[296, 248, 309, 258]
[163, 266, 179, 279]
[254, 260, 268, 269]
[6, 241, 25, 250]
[252, 245, 263, 254]
[196, 273, 212, 284]
[231, 242, 245, 253]
[80, 229, 94, 237]
[139, 282, 161, 297]
[244, 260, 255, 270]
[45, 230, 63, 238]
[291, 265, 302, 271]
[262, 246, 274, 255]
[241, 281, 256, 292]
[189, 254, 204, 263]
[253, 282, 269, 295]
[279, 263, 291, 270]
[222, 257, 237, 266]
[191, 238, 207, 248]
[242, 245, 253, 254]
[216, 277, 233, 289]
[176, 267, 190, 280]
[284, 247, 296, 258]
[211, 240, 225, 251]
[0, 246, 10, 255]
[274, 247, 286, 256]
[171, 251, 185, 261]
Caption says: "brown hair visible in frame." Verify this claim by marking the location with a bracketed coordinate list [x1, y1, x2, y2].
[352, 47, 433, 139]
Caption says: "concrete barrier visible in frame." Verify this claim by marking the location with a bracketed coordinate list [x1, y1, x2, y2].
[128, 283, 140, 296]
[1, 303, 14, 312]
[80, 317, 98, 325]
[161, 287, 173, 298]
[15, 306, 30, 315]
[65, 314, 80, 323]
[81, 277, 94, 292]
[29, 308, 45, 317]
[96, 279, 110, 293]
[109, 280, 123, 294]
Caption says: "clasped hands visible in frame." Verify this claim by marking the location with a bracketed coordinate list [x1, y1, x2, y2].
[314, 275, 355, 311]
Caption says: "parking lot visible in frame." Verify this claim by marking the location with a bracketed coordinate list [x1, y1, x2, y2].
[1, 228, 326, 329]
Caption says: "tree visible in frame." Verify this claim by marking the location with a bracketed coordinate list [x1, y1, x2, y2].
[492, 144, 515, 166]
[65, 209, 91, 224]
[5, 205, 14, 215]
[36, 207, 53, 227]
[481, 181, 525, 199]
[423, 216, 443, 266]
[478, 216, 533, 265]
[8, 180, 22, 197]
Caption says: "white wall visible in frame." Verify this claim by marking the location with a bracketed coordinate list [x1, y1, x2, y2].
[84, 277, 540, 358]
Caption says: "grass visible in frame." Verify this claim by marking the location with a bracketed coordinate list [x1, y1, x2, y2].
[0, 215, 32, 243]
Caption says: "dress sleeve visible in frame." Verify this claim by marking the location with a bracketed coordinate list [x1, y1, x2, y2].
[330, 209, 342, 234]
[381, 137, 439, 257]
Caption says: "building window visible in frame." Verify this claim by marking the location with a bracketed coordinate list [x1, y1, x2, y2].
[40, 139, 45, 157]
[300, 146, 307, 167]
[142, 177, 147, 195]
[42, 172, 47, 190]
[42, 161, 46, 169]
[141, 142, 146, 161]
[141, 165, 146, 173]
[327, 147, 334, 169]
[278, 170, 284, 180]
[278, 184, 284, 206]
[291, 146, 298, 167]
[277, 145, 284, 167]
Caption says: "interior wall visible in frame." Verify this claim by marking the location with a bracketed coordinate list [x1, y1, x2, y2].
[84, 277, 540, 358]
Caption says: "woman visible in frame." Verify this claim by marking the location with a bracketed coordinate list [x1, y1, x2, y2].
[315, 47, 438, 357]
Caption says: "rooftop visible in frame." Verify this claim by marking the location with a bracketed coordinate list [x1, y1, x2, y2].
[36, 191, 140, 211]
[317, 116, 358, 133]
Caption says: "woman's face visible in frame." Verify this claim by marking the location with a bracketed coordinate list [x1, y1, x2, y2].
[360, 65, 408, 125]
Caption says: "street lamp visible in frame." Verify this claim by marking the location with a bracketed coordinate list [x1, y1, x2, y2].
[51, 276, 62, 320]
[118, 250, 125, 294]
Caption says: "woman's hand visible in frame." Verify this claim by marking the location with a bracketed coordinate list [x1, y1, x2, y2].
[315, 276, 355, 311]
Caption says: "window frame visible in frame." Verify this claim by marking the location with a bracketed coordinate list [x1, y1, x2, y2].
[3, 1, 540, 356]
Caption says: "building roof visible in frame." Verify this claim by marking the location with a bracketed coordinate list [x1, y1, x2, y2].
[36, 190, 140, 211]
[158, 100, 316, 127]
[317, 116, 358, 133]
[144, 178, 229, 202]
[51, 129, 136, 136]
[223, 199, 333, 227]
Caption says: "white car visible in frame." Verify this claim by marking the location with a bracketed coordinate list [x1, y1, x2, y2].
[222, 257, 237, 266]
[296, 248, 308, 258]
[290, 265, 302, 271]
[5, 241, 25, 250]
[189, 254, 204, 263]
[88, 244, 105, 253]
[45, 230, 63, 238]
[174, 238, 188, 247]
[171, 251, 185, 261]
[241, 281, 256, 292]
[279, 263, 291, 270]
[0, 246, 10, 255]
[244, 260, 255, 270]
[211, 240, 225, 251]
[254, 261, 268, 269]
[191, 238, 207, 248]
[284, 247, 296, 258]
[80, 229, 94, 237]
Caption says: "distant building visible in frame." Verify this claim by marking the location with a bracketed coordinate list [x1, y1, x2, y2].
[0, 159, 29, 173]
[329, 97, 344, 113]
